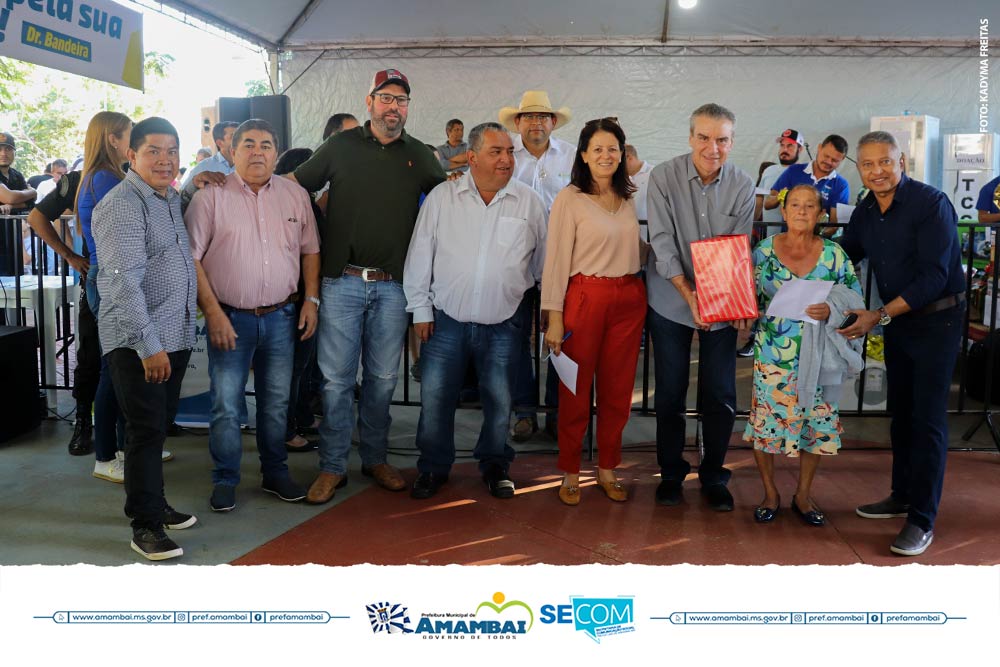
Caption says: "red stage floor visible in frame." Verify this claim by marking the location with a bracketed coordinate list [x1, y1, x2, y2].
[234, 449, 1000, 567]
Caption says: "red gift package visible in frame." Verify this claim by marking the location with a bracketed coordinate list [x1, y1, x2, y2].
[690, 234, 758, 323]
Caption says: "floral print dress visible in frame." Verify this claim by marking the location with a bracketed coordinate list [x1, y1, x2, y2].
[742, 236, 862, 456]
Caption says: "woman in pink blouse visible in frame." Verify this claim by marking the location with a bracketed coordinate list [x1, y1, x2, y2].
[541, 118, 646, 506]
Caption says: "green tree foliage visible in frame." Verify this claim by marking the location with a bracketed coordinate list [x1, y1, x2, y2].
[0, 52, 175, 176]
[245, 79, 270, 97]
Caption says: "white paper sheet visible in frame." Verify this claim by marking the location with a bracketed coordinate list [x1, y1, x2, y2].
[766, 278, 835, 324]
[549, 351, 579, 395]
[836, 203, 856, 223]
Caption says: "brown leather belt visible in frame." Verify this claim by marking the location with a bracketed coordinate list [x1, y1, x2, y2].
[344, 265, 395, 281]
[913, 292, 965, 317]
[220, 296, 293, 317]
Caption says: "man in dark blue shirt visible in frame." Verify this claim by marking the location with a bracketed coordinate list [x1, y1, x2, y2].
[838, 131, 965, 557]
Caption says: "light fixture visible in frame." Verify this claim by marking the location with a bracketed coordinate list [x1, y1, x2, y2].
[679, 0, 698, 8]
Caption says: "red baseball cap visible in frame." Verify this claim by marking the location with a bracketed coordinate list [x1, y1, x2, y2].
[370, 69, 410, 95]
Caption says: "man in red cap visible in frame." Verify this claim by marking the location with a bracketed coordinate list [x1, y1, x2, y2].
[288, 69, 446, 504]
[754, 129, 804, 231]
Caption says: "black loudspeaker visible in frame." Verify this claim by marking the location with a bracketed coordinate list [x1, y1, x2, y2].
[217, 95, 292, 153]
[0, 326, 41, 443]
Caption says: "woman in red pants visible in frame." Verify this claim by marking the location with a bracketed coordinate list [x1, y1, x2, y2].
[541, 117, 646, 505]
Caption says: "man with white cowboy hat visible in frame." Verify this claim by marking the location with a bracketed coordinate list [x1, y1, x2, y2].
[499, 90, 574, 443]
[499, 91, 574, 212]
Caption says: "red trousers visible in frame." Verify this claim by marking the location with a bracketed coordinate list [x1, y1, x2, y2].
[557, 274, 646, 473]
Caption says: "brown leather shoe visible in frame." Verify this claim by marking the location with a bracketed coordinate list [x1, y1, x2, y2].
[307, 472, 347, 504]
[558, 483, 581, 506]
[361, 463, 407, 492]
[596, 477, 628, 502]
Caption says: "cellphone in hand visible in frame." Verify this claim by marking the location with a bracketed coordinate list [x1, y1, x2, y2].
[839, 313, 859, 329]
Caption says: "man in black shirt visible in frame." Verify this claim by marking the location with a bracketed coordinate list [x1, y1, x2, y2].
[839, 131, 966, 557]
[290, 69, 446, 503]
[0, 132, 36, 213]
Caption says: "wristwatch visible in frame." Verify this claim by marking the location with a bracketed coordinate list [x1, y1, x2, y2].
[877, 306, 891, 326]
[306, 296, 321, 307]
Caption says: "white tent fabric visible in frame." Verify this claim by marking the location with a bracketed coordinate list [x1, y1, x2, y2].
[144, 0, 996, 195]
[148, 0, 992, 48]
[283, 53, 985, 198]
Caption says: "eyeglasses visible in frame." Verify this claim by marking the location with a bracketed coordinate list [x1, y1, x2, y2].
[371, 92, 411, 107]
[519, 113, 553, 124]
[585, 116, 620, 126]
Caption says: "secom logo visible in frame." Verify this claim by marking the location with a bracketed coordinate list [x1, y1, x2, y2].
[540, 595, 636, 643]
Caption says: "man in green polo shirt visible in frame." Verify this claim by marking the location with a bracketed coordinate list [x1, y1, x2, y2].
[289, 68, 446, 504]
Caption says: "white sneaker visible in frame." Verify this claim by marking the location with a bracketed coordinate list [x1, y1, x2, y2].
[118, 449, 173, 462]
[93, 454, 125, 483]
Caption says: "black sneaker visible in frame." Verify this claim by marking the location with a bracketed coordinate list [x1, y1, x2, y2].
[655, 479, 684, 506]
[411, 472, 448, 499]
[702, 483, 735, 512]
[262, 476, 307, 502]
[163, 505, 197, 530]
[736, 340, 755, 358]
[131, 527, 183, 561]
[68, 415, 93, 456]
[483, 466, 515, 499]
[210, 484, 237, 512]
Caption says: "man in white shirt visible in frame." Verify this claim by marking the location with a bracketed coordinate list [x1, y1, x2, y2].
[755, 129, 804, 234]
[625, 144, 655, 224]
[404, 122, 547, 500]
[498, 90, 573, 442]
[179, 121, 238, 210]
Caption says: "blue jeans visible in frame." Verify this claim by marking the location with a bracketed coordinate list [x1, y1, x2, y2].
[415, 309, 519, 475]
[316, 276, 408, 475]
[647, 308, 736, 486]
[85, 266, 125, 462]
[207, 303, 296, 486]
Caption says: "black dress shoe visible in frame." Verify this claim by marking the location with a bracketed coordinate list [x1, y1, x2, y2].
[483, 466, 515, 499]
[68, 415, 93, 456]
[655, 479, 683, 506]
[702, 484, 734, 512]
[792, 494, 825, 526]
[410, 472, 448, 499]
[753, 497, 780, 523]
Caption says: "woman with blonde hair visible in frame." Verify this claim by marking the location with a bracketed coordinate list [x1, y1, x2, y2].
[77, 111, 134, 484]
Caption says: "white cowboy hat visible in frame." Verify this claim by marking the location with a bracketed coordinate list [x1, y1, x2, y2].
[498, 91, 572, 133]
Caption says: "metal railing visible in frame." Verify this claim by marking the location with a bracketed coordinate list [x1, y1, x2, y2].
[3, 215, 998, 452]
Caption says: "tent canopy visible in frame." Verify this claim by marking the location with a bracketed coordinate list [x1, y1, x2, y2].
[150, 0, 991, 51]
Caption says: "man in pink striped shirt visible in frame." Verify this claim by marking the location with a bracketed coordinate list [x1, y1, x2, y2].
[185, 118, 321, 513]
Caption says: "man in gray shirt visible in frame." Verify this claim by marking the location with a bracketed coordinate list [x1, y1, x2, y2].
[436, 118, 468, 173]
[646, 103, 755, 512]
[94, 117, 199, 561]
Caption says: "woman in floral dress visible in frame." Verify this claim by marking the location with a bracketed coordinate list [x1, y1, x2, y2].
[744, 184, 862, 526]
